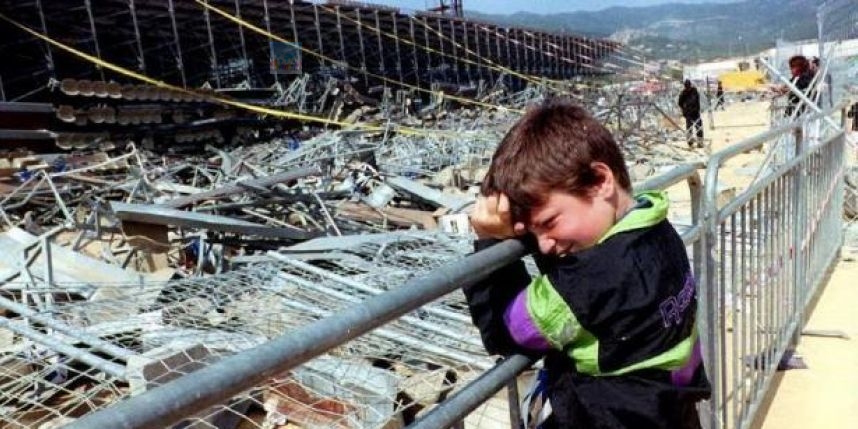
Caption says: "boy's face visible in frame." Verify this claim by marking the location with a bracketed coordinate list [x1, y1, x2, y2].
[526, 190, 617, 256]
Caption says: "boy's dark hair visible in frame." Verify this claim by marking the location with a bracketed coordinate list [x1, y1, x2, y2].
[481, 99, 632, 223]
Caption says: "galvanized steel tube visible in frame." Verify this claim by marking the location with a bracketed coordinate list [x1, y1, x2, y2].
[65, 238, 529, 429]
[0, 316, 126, 379]
[408, 355, 535, 429]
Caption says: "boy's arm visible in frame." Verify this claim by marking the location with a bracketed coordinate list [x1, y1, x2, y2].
[464, 249, 585, 357]
[466, 194, 576, 356]
[462, 238, 536, 356]
[464, 193, 542, 356]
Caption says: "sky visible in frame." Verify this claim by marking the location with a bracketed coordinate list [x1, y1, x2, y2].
[355, 0, 736, 15]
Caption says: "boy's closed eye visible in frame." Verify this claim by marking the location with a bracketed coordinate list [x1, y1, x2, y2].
[531, 214, 558, 232]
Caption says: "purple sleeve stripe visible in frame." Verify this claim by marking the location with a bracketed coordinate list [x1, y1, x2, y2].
[503, 290, 552, 351]
[671, 339, 702, 386]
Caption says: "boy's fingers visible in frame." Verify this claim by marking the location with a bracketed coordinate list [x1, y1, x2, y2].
[484, 194, 498, 213]
[471, 198, 487, 221]
[497, 193, 510, 214]
[513, 222, 527, 236]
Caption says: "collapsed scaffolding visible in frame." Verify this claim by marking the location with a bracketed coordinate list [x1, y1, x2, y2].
[0, 1, 704, 428]
[0, 1, 854, 429]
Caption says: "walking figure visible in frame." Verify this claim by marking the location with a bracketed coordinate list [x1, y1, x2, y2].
[678, 80, 704, 148]
[714, 81, 725, 111]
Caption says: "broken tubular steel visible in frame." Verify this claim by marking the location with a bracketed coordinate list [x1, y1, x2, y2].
[64, 238, 529, 429]
[160, 165, 321, 209]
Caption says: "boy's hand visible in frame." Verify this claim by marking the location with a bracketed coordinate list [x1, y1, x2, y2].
[470, 193, 526, 239]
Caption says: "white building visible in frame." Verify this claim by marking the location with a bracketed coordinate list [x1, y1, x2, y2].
[682, 57, 756, 84]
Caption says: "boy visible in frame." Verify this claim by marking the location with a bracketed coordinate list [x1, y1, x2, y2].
[466, 100, 710, 428]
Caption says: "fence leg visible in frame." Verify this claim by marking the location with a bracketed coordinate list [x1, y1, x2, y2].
[790, 123, 808, 352]
[507, 374, 522, 429]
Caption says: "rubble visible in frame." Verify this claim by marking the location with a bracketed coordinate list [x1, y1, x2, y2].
[0, 11, 704, 424]
[0, 76, 703, 428]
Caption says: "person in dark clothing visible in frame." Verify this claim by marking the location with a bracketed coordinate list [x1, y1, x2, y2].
[678, 80, 704, 148]
[714, 81, 725, 111]
[467, 100, 711, 429]
[848, 103, 858, 132]
[783, 55, 815, 117]
[810, 57, 833, 109]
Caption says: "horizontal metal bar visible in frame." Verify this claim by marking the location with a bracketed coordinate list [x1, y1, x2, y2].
[408, 354, 536, 429]
[0, 316, 127, 379]
[269, 253, 474, 324]
[717, 131, 844, 221]
[65, 238, 529, 429]
[278, 273, 491, 371]
[705, 102, 846, 180]
[112, 202, 319, 240]
[0, 295, 137, 361]
[634, 161, 704, 192]
[160, 165, 320, 208]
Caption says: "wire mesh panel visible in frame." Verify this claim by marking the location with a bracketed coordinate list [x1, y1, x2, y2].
[0, 230, 523, 428]
[818, 0, 858, 108]
[819, 0, 858, 272]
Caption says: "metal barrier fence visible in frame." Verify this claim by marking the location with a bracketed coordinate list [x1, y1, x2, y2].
[62, 107, 846, 429]
[700, 106, 846, 429]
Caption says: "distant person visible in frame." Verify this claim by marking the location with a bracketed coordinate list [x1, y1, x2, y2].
[848, 102, 858, 132]
[714, 81, 725, 110]
[811, 57, 833, 109]
[678, 79, 704, 148]
[780, 55, 815, 117]
[770, 55, 816, 147]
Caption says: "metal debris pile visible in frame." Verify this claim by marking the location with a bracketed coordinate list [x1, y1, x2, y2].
[0, 77, 696, 428]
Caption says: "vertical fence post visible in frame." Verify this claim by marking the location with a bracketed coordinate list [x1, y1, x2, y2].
[703, 158, 722, 429]
[791, 122, 807, 348]
[506, 374, 522, 429]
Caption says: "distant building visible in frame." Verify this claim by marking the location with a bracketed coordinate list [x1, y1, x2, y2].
[682, 58, 756, 85]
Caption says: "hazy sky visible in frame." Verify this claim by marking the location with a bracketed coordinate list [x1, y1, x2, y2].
[357, 0, 735, 15]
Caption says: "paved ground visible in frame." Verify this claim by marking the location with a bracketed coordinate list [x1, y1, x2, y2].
[757, 246, 858, 429]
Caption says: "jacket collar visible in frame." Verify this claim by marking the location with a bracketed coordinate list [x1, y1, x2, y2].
[598, 191, 668, 243]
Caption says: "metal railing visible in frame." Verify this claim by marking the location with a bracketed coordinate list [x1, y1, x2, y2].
[63, 107, 846, 429]
[700, 105, 846, 429]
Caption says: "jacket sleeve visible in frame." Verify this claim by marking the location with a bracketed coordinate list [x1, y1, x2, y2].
[462, 237, 536, 356]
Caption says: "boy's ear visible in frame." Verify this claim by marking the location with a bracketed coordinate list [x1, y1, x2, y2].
[589, 162, 616, 198]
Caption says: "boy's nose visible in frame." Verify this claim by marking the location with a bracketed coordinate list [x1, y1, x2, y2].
[537, 235, 555, 254]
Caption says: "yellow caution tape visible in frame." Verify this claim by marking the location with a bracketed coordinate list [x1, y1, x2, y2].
[0, 12, 513, 138]
[197, 0, 522, 114]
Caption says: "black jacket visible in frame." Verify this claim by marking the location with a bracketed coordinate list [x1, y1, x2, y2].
[464, 197, 710, 428]
[785, 71, 815, 117]
[678, 87, 701, 118]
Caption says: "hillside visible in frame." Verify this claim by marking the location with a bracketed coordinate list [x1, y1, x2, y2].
[467, 0, 823, 61]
